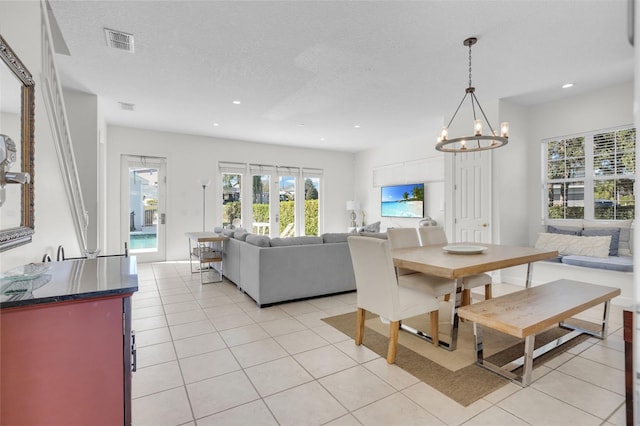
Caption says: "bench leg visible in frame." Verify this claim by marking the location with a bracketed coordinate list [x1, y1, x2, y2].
[559, 300, 611, 339]
[522, 335, 535, 385]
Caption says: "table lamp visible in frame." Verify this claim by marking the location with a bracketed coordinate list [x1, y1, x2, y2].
[346, 200, 360, 228]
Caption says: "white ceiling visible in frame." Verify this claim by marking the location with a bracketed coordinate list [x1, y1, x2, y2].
[48, 0, 635, 153]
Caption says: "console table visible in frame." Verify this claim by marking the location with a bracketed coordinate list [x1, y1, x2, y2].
[1, 256, 138, 425]
[186, 231, 227, 284]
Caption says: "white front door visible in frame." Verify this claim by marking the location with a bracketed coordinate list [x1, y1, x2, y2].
[454, 151, 492, 243]
[121, 155, 167, 263]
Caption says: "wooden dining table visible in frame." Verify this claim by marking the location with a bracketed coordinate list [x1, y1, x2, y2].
[391, 242, 559, 350]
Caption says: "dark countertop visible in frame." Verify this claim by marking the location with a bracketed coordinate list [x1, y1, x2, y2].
[0, 256, 138, 309]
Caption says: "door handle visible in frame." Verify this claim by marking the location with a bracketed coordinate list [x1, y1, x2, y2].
[160, 213, 166, 224]
[481, 223, 489, 228]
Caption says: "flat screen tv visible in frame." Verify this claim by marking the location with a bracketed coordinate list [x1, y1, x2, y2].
[381, 183, 424, 218]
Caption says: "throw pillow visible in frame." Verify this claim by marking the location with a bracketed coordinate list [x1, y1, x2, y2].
[234, 230, 249, 241]
[583, 219, 633, 256]
[546, 225, 581, 236]
[221, 229, 235, 237]
[535, 233, 611, 258]
[245, 234, 271, 247]
[363, 221, 381, 233]
[581, 227, 621, 256]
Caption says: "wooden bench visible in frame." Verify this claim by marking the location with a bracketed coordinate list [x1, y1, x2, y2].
[457, 279, 620, 386]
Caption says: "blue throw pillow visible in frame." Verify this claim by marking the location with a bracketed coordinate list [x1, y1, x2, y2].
[546, 225, 581, 235]
[581, 227, 621, 256]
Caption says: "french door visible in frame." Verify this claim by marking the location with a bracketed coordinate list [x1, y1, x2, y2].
[121, 155, 166, 262]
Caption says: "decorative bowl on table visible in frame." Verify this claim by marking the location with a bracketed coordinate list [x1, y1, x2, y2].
[1, 262, 51, 281]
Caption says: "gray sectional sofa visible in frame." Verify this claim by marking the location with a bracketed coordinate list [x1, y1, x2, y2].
[219, 229, 386, 307]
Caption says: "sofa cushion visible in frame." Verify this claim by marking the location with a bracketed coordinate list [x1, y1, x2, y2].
[355, 232, 388, 239]
[245, 234, 271, 247]
[270, 236, 323, 246]
[581, 227, 621, 256]
[535, 232, 611, 258]
[221, 229, 235, 237]
[546, 225, 581, 235]
[322, 233, 350, 243]
[234, 230, 249, 241]
[561, 255, 633, 272]
[583, 219, 632, 256]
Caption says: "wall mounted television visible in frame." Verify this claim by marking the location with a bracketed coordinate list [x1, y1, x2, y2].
[381, 183, 424, 218]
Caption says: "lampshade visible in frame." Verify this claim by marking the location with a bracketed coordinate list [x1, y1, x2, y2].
[346, 200, 360, 211]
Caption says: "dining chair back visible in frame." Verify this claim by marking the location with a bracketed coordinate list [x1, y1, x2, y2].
[418, 226, 448, 246]
[419, 226, 493, 304]
[347, 236, 441, 362]
[387, 228, 420, 276]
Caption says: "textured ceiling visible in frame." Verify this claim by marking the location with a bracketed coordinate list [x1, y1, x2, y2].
[47, 0, 635, 152]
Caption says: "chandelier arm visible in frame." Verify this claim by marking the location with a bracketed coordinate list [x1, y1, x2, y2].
[470, 93, 478, 120]
[470, 91, 498, 136]
[445, 92, 470, 129]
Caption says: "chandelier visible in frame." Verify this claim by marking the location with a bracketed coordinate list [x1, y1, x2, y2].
[435, 37, 509, 153]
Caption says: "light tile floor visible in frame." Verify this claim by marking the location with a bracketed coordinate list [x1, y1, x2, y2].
[131, 262, 628, 426]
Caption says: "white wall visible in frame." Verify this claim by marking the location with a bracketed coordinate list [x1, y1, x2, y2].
[353, 117, 446, 231]
[0, 1, 81, 269]
[494, 100, 530, 246]
[63, 89, 99, 249]
[525, 81, 634, 244]
[106, 126, 355, 260]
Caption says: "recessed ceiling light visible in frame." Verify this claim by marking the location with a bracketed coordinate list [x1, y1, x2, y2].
[298, 124, 305, 127]
[320, 137, 325, 141]
[354, 125, 360, 129]
[212, 123, 220, 127]
[562, 83, 574, 89]
[232, 100, 241, 105]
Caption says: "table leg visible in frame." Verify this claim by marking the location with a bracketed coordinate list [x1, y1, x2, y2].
[525, 262, 533, 288]
[447, 278, 462, 351]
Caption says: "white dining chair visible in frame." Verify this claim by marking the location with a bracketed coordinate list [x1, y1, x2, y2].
[386, 228, 454, 300]
[347, 236, 441, 363]
[418, 226, 493, 305]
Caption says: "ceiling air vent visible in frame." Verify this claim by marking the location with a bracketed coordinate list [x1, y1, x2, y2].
[118, 102, 135, 111]
[104, 28, 134, 53]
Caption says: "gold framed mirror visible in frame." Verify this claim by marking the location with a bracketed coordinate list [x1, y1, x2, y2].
[0, 34, 35, 251]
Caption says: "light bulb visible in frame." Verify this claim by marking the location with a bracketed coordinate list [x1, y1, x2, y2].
[460, 140, 467, 150]
[441, 127, 448, 140]
[474, 120, 482, 136]
[500, 122, 509, 138]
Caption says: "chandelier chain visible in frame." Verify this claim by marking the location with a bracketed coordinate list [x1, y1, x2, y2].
[468, 42, 473, 88]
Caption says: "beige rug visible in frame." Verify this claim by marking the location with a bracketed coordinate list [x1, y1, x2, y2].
[322, 309, 590, 406]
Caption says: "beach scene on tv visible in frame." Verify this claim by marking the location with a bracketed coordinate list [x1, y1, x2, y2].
[381, 183, 424, 218]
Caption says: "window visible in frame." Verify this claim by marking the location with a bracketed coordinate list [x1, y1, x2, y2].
[219, 162, 245, 228]
[303, 168, 322, 236]
[544, 126, 635, 221]
[221, 162, 323, 236]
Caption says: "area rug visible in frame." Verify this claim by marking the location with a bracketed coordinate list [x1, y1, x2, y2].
[322, 310, 590, 406]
